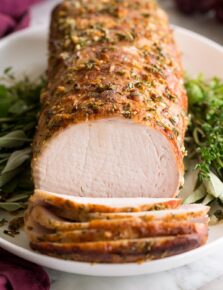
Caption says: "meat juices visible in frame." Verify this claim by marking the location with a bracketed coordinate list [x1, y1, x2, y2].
[32, 0, 187, 198]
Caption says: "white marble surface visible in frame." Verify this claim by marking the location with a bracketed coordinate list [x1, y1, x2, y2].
[45, 249, 223, 290]
[30, 1, 223, 289]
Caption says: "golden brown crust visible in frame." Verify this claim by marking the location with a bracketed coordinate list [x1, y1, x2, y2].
[30, 233, 207, 263]
[33, 0, 187, 185]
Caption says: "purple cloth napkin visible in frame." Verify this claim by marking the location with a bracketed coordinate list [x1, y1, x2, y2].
[0, 248, 50, 290]
[0, 0, 43, 38]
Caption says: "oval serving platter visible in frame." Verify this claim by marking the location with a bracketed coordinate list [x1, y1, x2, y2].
[0, 25, 223, 276]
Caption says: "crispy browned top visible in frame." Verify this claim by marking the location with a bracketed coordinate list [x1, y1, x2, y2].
[33, 0, 187, 158]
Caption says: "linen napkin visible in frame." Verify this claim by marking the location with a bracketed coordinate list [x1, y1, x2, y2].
[0, 0, 43, 38]
[0, 248, 50, 290]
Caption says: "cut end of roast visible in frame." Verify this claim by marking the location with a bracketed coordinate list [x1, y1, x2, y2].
[33, 118, 181, 198]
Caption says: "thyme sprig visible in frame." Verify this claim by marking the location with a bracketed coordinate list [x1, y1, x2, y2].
[182, 75, 223, 222]
[185, 75, 223, 181]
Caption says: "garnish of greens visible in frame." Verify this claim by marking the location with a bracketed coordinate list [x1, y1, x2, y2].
[180, 75, 223, 223]
[0, 68, 45, 212]
[0, 70, 222, 223]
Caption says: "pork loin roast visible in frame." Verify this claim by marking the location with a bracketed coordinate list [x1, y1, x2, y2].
[26, 201, 208, 263]
[32, 0, 187, 198]
[24, 0, 202, 263]
[29, 190, 182, 216]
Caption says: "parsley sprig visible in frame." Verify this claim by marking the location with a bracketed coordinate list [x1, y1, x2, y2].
[183, 75, 223, 221]
[185, 75, 223, 181]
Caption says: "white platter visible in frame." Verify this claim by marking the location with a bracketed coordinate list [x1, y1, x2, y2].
[0, 25, 223, 277]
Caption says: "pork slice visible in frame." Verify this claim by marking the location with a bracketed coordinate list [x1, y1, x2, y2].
[27, 204, 209, 232]
[32, 0, 187, 198]
[28, 190, 182, 220]
[88, 204, 210, 222]
[27, 217, 208, 243]
[30, 233, 208, 263]
[43, 200, 209, 222]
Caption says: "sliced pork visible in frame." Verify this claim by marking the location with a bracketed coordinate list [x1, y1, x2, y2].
[27, 214, 207, 243]
[32, 0, 187, 198]
[30, 233, 207, 263]
[29, 190, 182, 219]
[24, 0, 208, 264]
[26, 203, 209, 231]
[25, 192, 209, 263]
[88, 204, 210, 222]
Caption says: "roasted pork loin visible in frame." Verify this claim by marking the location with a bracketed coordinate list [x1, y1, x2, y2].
[24, 0, 208, 264]
[32, 0, 187, 198]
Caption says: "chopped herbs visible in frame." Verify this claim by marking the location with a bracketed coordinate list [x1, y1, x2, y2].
[122, 103, 132, 119]
[3, 217, 24, 238]
[165, 91, 176, 101]
[116, 31, 135, 42]
[3, 216, 24, 237]
[172, 128, 179, 137]
[8, 216, 24, 232]
[3, 229, 18, 237]
[85, 59, 96, 70]
[0, 218, 7, 227]
[116, 70, 126, 76]
[126, 81, 143, 91]
[2, 216, 24, 237]
[99, 5, 121, 18]
[142, 12, 151, 18]
[185, 75, 223, 181]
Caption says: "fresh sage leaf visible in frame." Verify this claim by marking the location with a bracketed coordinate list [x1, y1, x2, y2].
[0, 73, 44, 212]
[3, 67, 12, 75]
[183, 185, 206, 204]
[6, 193, 30, 202]
[0, 85, 8, 98]
[0, 130, 30, 148]
[202, 194, 215, 205]
[9, 100, 28, 115]
[2, 148, 31, 174]
[0, 153, 11, 158]
[23, 122, 36, 132]
[0, 167, 22, 187]
[2, 177, 18, 193]
[0, 158, 9, 165]
[0, 202, 23, 212]
[204, 172, 223, 200]
[0, 97, 14, 118]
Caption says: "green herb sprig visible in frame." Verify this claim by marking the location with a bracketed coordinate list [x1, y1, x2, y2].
[0, 69, 45, 212]
[185, 75, 223, 180]
[182, 75, 223, 222]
